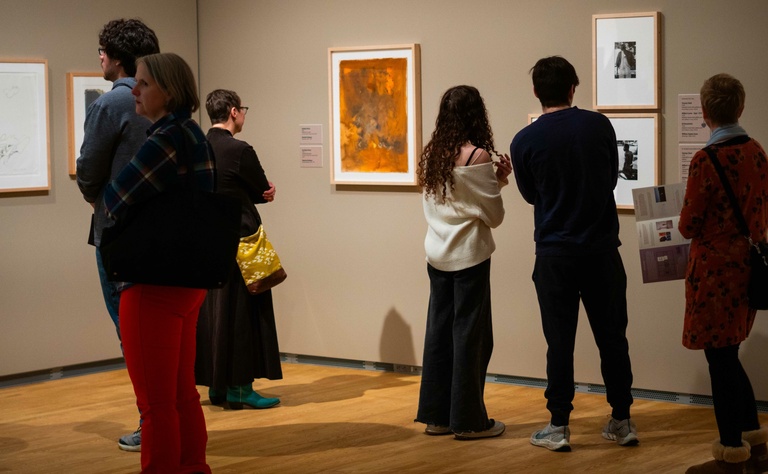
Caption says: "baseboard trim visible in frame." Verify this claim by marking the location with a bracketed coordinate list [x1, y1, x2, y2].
[0, 358, 126, 389]
[3, 353, 766, 413]
[281, 353, 768, 414]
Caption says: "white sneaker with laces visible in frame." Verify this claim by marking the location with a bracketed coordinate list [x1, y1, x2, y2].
[530, 423, 571, 451]
[602, 417, 639, 446]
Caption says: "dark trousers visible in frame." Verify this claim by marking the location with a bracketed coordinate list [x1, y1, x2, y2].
[416, 259, 494, 432]
[704, 344, 760, 447]
[532, 249, 634, 426]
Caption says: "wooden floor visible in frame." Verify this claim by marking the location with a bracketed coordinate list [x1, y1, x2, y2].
[0, 362, 762, 473]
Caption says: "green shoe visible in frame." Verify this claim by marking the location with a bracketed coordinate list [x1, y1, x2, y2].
[226, 385, 280, 410]
[209, 387, 226, 406]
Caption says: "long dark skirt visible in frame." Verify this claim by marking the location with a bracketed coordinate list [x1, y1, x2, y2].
[195, 264, 283, 389]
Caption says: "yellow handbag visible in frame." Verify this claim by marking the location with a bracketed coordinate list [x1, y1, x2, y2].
[236, 225, 287, 294]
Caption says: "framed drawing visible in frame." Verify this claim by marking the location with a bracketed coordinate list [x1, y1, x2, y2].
[606, 113, 660, 210]
[593, 12, 660, 110]
[0, 59, 50, 193]
[527, 114, 539, 124]
[328, 44, 421, 185]
[67, 72, 111, 176]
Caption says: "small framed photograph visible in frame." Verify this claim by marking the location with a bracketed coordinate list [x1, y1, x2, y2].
[66, 72, 112, 176]
[592, 12, 660, 110]
[328, 44, 421, 185]
[606, 113, 660, 210]
[527, 114, 539, 124]
[0, 59, 50, 193]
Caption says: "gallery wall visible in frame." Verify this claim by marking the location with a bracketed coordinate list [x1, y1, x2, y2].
[2, 0, 768, 401]
[0, 0, 200, 374]
[194, 0, 768, 399]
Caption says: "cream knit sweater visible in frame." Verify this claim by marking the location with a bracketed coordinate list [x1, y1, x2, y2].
[423, 162, 505, 272]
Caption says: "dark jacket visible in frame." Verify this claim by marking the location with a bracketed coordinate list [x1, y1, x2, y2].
[206, 127, 270, 237]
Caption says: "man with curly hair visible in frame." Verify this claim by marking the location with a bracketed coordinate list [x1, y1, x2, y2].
[75, 18, 159, 453]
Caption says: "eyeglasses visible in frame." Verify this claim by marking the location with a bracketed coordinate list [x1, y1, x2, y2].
[97, 48, 106, 56]
[239, 106, 249, 115]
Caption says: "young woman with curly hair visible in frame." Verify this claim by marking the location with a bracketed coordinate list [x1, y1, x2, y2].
[415, 85, 512, 440]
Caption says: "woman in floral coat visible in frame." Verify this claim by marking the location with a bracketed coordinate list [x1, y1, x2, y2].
[679, 74, 768, 474]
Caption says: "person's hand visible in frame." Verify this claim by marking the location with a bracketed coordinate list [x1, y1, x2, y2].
[263, 181, 276, 202]
[495, 154, 512, 182]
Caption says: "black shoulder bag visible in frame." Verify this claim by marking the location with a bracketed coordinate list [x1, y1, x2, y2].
[99, 124, 241, 289]
[704, 145, 768, 310]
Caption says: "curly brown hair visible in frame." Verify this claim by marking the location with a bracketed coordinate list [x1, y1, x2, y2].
[418, 85, 499, 200]
[99, 18, 159, 77]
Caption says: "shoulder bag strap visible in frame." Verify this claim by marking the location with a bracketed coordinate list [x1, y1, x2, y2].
[169, 120, 198, 189]
[703, 146, 751, 239]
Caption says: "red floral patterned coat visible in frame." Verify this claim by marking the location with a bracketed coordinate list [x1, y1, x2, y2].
[678, 136, 768, 350]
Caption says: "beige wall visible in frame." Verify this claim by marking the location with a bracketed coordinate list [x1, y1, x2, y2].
[3, 0, 768, 400]
[0, 0, 200, 374]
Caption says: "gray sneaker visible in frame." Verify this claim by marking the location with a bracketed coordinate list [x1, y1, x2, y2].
[424, 424, 452, 436]
[118, 426, 141, 452]
[530, 423, 571, 451]
[602, 418, 638, 446]
[454, 419, 505, 440]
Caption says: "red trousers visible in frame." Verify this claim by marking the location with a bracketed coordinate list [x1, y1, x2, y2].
[120, 284, 211, 474]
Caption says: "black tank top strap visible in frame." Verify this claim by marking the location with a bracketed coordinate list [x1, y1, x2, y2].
[464, 147, 480, 166]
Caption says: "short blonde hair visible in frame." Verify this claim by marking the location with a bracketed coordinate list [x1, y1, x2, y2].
[137, 53, 200, 112]
[700, 74, 745, 125]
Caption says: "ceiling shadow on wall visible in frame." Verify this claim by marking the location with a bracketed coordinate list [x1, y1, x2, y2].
[379, 307, 417, 366]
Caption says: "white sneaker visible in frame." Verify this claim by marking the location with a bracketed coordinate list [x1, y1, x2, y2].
[602, 418, 639, 446]
[454, 419, 505, 440]
[530, 423, 571, 451]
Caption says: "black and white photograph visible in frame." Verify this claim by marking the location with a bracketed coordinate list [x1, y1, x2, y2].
[593, 12, 660, 109]
[614, 41, 636, 78]
[618, 139, 638, 180]
[607, 113, 660, 210]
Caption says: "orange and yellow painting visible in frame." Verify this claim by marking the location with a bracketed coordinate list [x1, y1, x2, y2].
[338, 57, 408, 173]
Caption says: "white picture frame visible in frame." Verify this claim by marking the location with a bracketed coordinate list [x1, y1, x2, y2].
[0, 59, 50, 193]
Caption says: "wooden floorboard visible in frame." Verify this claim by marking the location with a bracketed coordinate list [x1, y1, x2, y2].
[0, 362, 761, 473]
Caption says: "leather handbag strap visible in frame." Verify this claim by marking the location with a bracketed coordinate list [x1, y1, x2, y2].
[703, 146, 753, 240]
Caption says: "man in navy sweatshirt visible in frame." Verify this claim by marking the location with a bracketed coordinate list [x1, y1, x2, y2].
[510, 56, 637, 453]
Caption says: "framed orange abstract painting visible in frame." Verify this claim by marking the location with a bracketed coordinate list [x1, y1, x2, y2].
[328, 44, 421, 185]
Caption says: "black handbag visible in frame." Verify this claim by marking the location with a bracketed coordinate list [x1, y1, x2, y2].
[99, 126, 241, 289]
[704, 145, 768, 310]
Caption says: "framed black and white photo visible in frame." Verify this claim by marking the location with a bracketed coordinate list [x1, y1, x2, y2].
[606, 113, 660, 210]
[593, 12, 660, 110]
